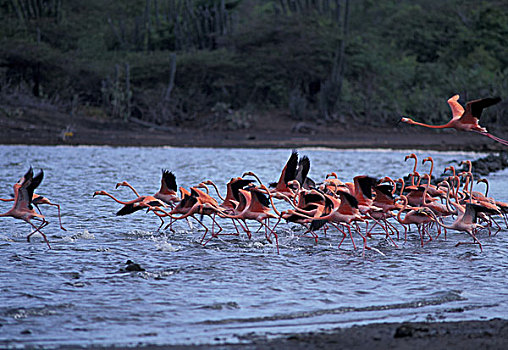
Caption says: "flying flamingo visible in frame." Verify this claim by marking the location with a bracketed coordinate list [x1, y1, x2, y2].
[0, 167, 51, 248]
[1, 192, 66, 231]
[93, 190, 168, 229]
[197, 178, 255, 238]
[116, 169, 180, 207]
[400, 95, 508, 145]
[151, 188, 225, 242]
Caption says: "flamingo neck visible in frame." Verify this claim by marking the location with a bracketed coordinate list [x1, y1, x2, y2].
[423, 175, 431, 205]
[406, 118, 451, 129]
[210, 182, 225, 201]
[396, 197, 408, 223]
[96, 191, 129, 205]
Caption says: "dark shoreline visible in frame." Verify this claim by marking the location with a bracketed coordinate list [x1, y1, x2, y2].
[1, 106, 508, 151]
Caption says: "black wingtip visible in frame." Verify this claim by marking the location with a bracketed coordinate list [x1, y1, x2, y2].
[116, 203, 141, 216]
[162, 169, 177, 191]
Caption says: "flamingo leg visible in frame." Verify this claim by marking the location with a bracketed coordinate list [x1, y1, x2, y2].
[456, 232, 483, 252]
[47, 202, 67, 231]
[386, 219, 400, 239]
[191, 216, 210, 244]
[382, 220, 398, 248]
[258, 219, 279, 253]
[330, 223, 348, 249]
[26, 220, 51, 249]
[479, 132, 508, 146]
[157, 215, 165, 231]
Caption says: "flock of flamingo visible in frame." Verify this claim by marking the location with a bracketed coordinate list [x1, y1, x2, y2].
[1, 151, 507, 254]
[1, 94, 507, 254]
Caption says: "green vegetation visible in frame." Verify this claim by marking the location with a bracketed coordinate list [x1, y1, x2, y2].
[1, 0, 507, 128]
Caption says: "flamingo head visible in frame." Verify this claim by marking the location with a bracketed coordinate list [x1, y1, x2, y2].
[399, 117, 413, 125]
[242, 171, 255, 179]
[377, 176, 392, 184]
[93, 190, 106, 197]
[476, 178, 488, 185]
[115, 181, 128, 189]
[422, 156, 433, 164]
[404, 153, 417, 162]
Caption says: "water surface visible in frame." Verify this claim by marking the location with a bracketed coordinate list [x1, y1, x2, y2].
[0, 146, 506, 347]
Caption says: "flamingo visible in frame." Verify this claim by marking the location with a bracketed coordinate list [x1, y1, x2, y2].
[426, 203, 495, 252]
[151, 187, 225, 242]
[395, 195, 434, 246]
[1, 192, 66, 231]
[116, 169, 180, 207]
[198, 178, 255, 237]
[404, 153, 419, 187]
[367, 183, 401, 242]
[477, 178, 508, 227]
[458, 172, 502, 235]
[218, 184, 283, 253]
[93, 190, 168, 229]
[0, 167, 51, 248]
[400, 95, 508, 145]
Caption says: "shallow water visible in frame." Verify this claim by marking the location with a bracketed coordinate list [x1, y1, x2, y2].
[0, 146, 506, 347]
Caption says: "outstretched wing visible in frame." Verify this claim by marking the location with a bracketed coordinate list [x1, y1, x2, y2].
[295, 156, 310, 186]
[465, 97, 501, 118]
[161, 170, 177, 192]
[280, 150, 299, 185]
[447, 94, 465, 119]
[26, 169, 44, 202]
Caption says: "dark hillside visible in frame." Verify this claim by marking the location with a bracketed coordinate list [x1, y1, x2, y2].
[1, 0, 507, 137]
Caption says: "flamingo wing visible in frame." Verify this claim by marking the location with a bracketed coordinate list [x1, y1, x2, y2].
[161, 170, 177, 192]
[447, 94, 465, 119]
[116, 203, 144, 216]
[273, 150, 298, 188]
[354, 175, 377, 200]
[337, 190, 359, 214]
[248, 189, 271, 212]
[464, 97, 501, 119]
[26, 169, 44, 202]
[459, 97, 501, 125]
[295, 156, 310, 186]
[229, 179, 254, 202]
[14, 168, 40, 210]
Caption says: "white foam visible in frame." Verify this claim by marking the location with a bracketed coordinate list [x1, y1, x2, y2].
[155, 241, 179, 252]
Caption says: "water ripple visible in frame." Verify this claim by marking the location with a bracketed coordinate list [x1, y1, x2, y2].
[0, 146, 506, 346]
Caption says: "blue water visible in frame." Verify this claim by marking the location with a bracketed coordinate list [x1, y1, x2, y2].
[0, 146, 506, 347]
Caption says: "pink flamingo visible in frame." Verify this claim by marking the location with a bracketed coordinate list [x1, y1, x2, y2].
[401, 95, 508, 145]
[0, 167, 51, 248]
